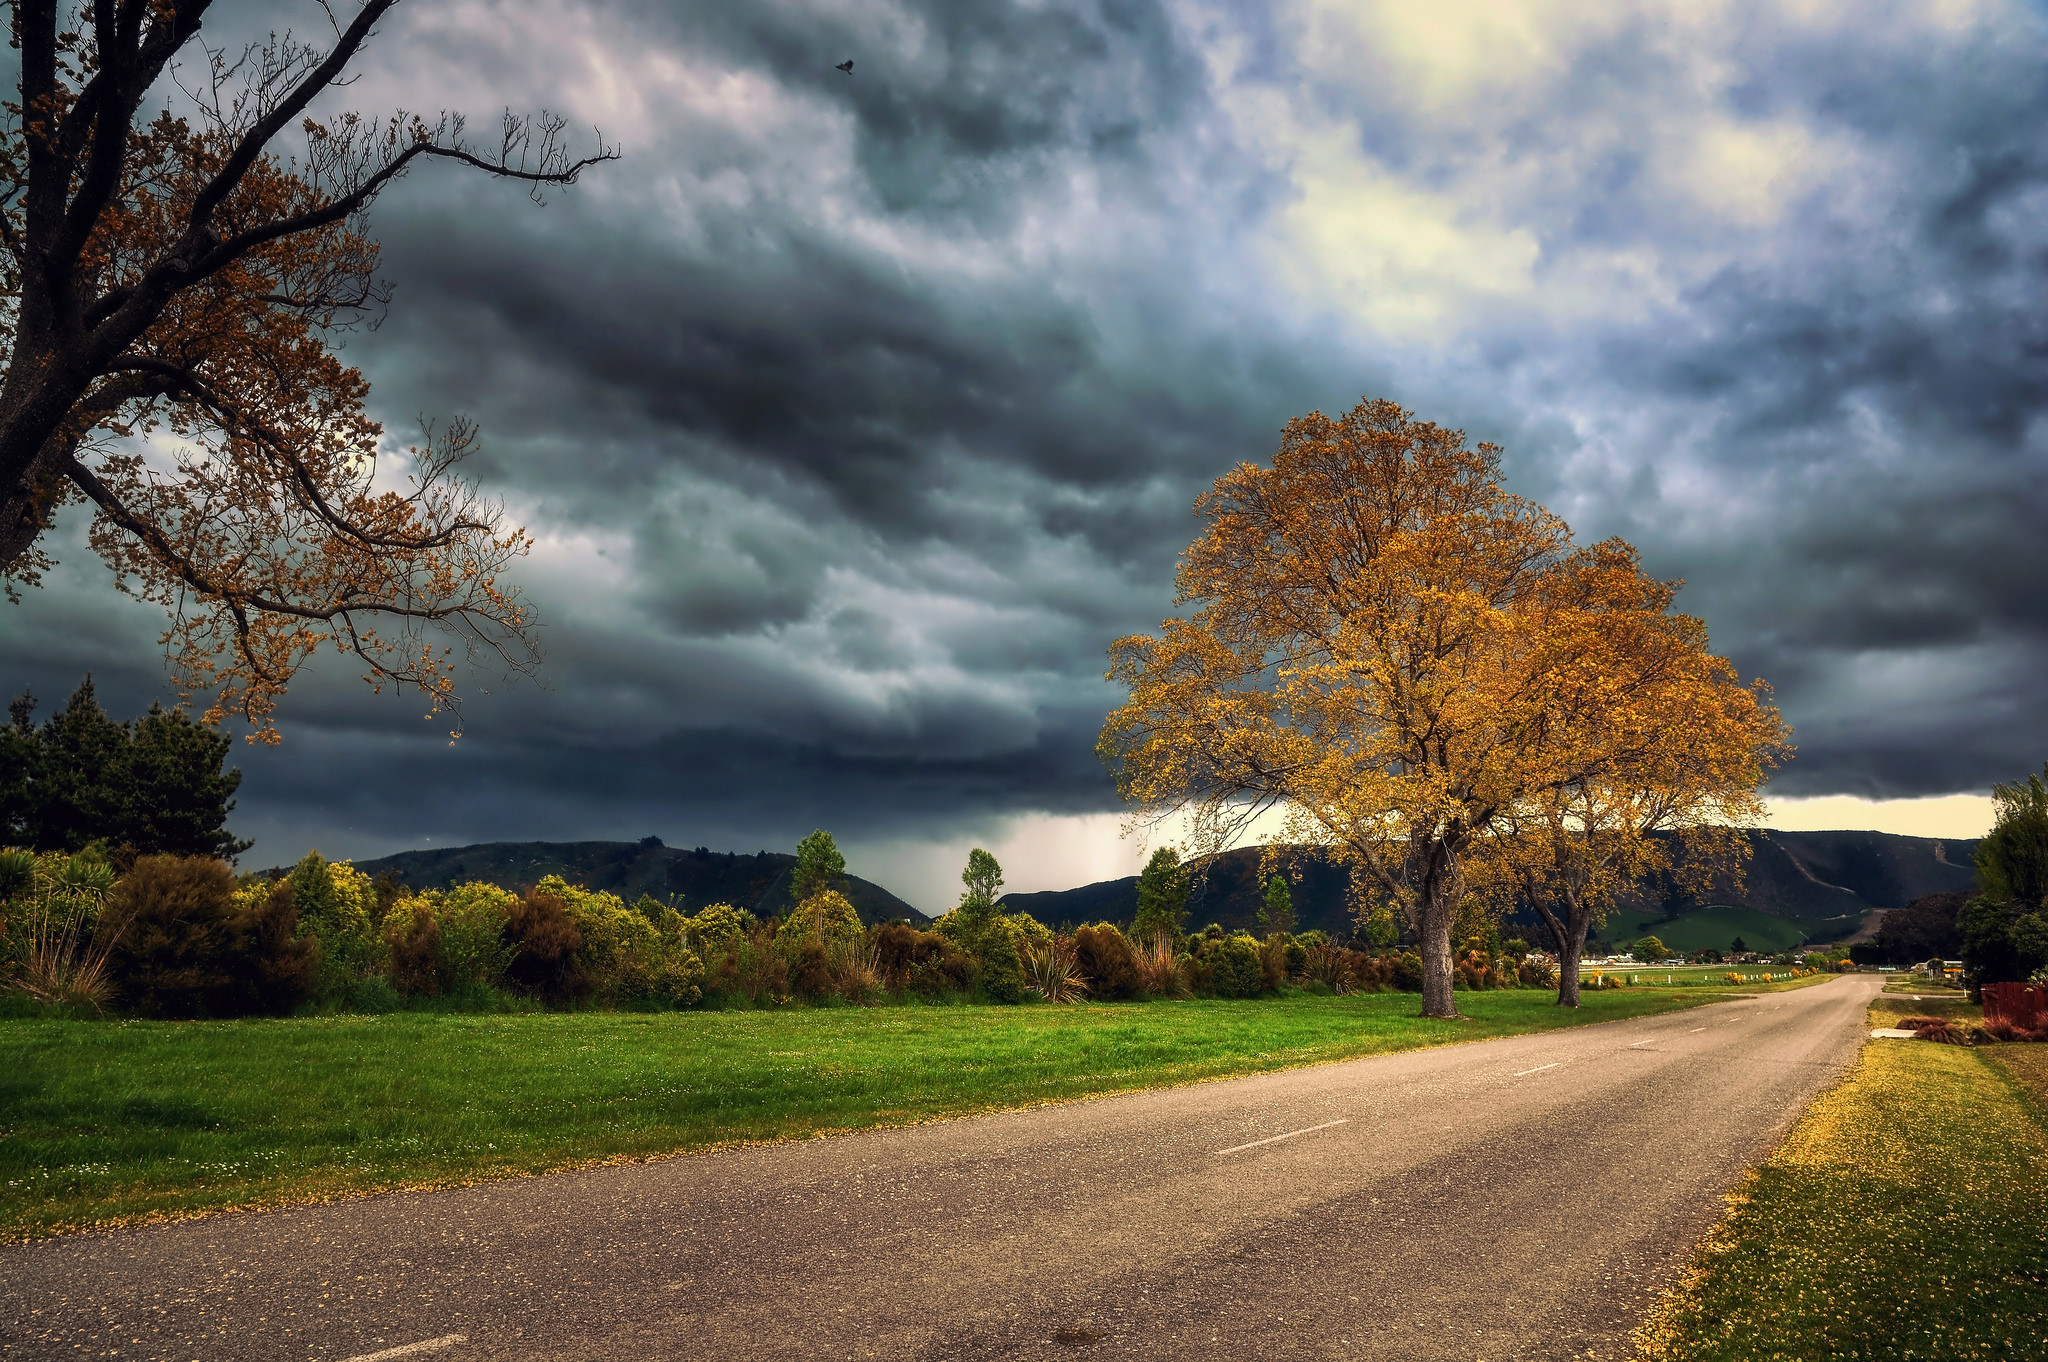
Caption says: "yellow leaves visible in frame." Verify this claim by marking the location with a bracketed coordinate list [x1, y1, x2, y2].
[1102, 396, 1788, 933]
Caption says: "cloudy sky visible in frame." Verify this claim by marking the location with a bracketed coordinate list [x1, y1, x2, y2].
[6, 0, 2046, 909]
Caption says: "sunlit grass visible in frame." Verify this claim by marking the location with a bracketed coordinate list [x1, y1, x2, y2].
[1634, 1002, 2048, 1362]
[2, 986, 1744, 1240]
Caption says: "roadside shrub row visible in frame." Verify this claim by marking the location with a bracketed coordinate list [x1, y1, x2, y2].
[0, 847, 1559, 1019]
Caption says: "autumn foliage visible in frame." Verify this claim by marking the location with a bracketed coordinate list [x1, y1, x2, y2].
[1099, 398, 1787, 1017]
[0, 1, 610, 736]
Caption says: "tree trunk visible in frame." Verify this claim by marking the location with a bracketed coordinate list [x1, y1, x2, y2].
[1534, 900, 1583, 1008]
[1555, 930, 1583, 1008]
[1417, 883, 1459, 1018]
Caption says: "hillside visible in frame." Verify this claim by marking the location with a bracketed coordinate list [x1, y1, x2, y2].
[1000, 829, 1980, 946]
[351, 840, 928, 927]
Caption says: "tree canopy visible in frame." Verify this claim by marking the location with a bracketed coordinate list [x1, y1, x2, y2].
[0, 676, 247, 857]
[1099, 398, 1785, 1017]
[1131, 846, 1189, 944]
[1963, 766, 2048, 986]
[792, 829, 846, 902]
[0, 0, 612, 738]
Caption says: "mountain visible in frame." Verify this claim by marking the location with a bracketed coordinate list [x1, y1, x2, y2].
[350, 839, 928, 927]
[999, 830, 1980, 946]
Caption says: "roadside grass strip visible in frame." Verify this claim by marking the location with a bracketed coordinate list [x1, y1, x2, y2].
[1633, 1027, 2048, 1361]
[1, 987, 1750, 1240]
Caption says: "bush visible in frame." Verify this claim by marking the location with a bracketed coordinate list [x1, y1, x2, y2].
[429, 883, 517, 992]
[1197, 932, 1265, 999]
[1391, 951, 1424, 992]
[285, 853, 379, 1000]
[871, 923, 974, 997]
[108, 856, 314, 1017]
[383, 902, 442, 997]
[1071, 923, 1140, 1000]
[977, 922, 1026, 1004]
[1259, 936, 1289, 992]
[1282, 936, 1308, 979]
[503, 890, 591, 1004]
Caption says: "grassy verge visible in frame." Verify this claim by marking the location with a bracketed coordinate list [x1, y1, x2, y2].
[1634, 998, 2048, 1362]
[2, 986, 1749, 1241]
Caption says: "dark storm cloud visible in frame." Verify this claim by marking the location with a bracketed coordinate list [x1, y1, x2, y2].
[11, 0, 2048, 883]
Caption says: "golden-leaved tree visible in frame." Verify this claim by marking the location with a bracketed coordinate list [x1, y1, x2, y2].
[1098, 398, 1786, 1018]
[1470, 541, 1789, 1006]
[0, 0, 612, 737]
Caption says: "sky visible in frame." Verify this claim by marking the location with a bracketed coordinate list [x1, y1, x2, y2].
[5, 0, 2046, 911]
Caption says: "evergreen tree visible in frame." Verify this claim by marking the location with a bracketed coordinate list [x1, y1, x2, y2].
[1132, 847, 1190, 944]
[1258, 874, 1295, 936]
[1963, 765, 2048, 986]
[125, 705, 250, 858]
[792, 829, 847, 902]
[28, 678, 129, 853]
[0, 679, 246, 858]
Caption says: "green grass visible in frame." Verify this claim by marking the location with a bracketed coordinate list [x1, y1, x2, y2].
[1634, 999, 2048, 1362]
[1, 987, 1749, 1241]
[1603, 904, 1812, 955]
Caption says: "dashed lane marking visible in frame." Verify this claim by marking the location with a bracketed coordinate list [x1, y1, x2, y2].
[1513, 1063, 1562, 1076]
[340, 1336, 467, 1362]
[1215, 1118, 1349, 1156]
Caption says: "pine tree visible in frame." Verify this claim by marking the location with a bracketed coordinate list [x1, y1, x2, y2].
[0, 680, 247, 858]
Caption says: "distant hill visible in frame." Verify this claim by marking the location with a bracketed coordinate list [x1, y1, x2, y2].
[1000, 830, 1980, 946]
[350, 840, 928, 927]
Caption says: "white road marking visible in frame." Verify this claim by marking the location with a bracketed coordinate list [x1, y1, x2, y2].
[1688, 1027, 1706, 1032]
[339, 1336, 467, 1362]
[1513, 1063, 1562, 1076]
[1628, 1039, 1656, 1047]
[1215, 1118, 1349, 1155]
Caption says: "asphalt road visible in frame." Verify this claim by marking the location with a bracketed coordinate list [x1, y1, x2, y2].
[4, 975, 1883, 1362]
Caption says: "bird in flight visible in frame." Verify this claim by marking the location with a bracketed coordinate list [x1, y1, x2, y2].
[836, 60, 854, 74]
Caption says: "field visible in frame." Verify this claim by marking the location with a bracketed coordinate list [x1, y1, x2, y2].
[1635, 986, 2048, 1361]
[1, 985, 1770, 1242]
[1599, 904, 1812, 954]
[1578, 963, 1822, 987]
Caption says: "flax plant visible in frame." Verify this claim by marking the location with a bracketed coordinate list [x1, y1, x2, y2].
[1023, 934, 1089, 1004]
[2, 848, 131, 1009]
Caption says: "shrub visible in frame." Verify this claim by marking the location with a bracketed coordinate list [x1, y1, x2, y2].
[699, 920, 789, 1006]
[2, 846, 127, 1007]
[871, 923, 974, 997]
[1391, 951, 1424, 992]
[1131, 930, 1188, 998]
[503, 890, 590, 1004]
[285, 853, 380, 1000]
[1259, 936, 1289, 992]
[686, 901, 754, 948]
[978, 921, 1027, 1004]
[428, 883, 517, 992]
[1518, 957, 1557, 989]
[775, 889, 864, 957]
[1022, 934, 1089, 1003]
[1282, 936, 1308, 979]
[383, 901, 442, 997]
[1195, 932, 1264, 999]
[109, 856, 314, 1017]
[1071, 923, 1139, 1000]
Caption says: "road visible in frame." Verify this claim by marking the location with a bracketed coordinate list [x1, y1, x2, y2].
[3, 975, 1882, 1362]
